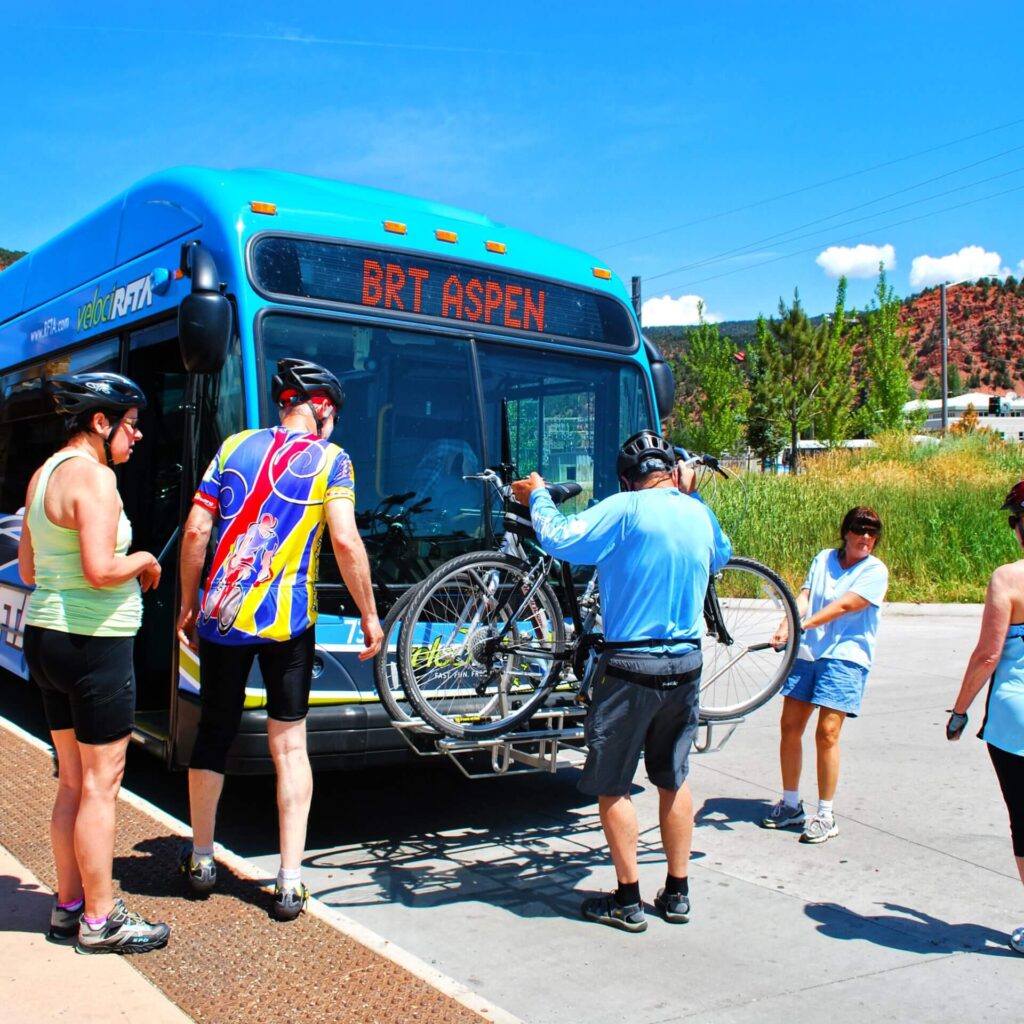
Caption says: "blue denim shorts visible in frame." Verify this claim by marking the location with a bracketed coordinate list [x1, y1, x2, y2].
[780, 657, 869, 717]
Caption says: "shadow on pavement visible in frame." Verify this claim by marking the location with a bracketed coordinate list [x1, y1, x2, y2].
[0, 873, 51, 934]
[695, 795, 774, 830]
[114, 835, 270, 909]
[805, 900, 1015, 956]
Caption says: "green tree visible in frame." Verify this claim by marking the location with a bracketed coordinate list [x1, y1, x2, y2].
[813, 277, 856, 446]
[753, 291, 826, 472]
[947, 363, 964, 397]
[920, 371, 941, 400]
[668, 306, 749, 457]
[856, 265, 917, 436]
[744, 316, 786, 466]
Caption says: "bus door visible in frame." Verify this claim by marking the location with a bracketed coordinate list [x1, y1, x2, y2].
[122, 319, 189, 750]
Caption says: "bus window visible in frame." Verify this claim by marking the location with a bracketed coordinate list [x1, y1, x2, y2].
[475, 342, 652, 506]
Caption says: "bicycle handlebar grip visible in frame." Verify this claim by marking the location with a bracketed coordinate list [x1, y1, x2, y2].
[547, 482, 582, 504]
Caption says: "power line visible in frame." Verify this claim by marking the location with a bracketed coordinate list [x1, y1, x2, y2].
[597, 118, 1024, 253]
[645, 162, 1024, 284]
[660, 182, 1024, 293]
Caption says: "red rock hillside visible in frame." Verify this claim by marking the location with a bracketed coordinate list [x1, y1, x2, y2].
[904, 277, 1024, 395]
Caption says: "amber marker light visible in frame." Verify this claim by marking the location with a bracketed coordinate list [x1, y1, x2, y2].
[250, 201, 277, 215]
[435, 229, 458, 243]
[485, 240, 507, 254]
[592, 267, 612, 280]
[383, 221, 408, 235]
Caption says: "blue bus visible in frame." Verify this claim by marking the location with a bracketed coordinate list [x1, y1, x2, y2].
[0, 167, 674, 771]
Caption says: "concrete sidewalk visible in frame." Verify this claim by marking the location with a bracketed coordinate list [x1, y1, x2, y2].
[0, 843, 193, 1024]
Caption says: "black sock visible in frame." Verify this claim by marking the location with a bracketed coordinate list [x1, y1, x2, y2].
[615, 880, 641, 906]
[665, 873, 689, 896]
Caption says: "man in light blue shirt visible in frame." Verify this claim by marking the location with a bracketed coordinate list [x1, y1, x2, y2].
[512, 431, 731, 933]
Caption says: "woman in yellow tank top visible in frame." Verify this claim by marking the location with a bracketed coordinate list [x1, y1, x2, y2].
[17, 372, 170, 954]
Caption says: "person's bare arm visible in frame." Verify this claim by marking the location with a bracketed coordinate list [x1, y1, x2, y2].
[176, 503, 215, 650]
[75, 464, 158, 588]
[325, 498, 382, 660]
[801, 591, 871, 631]
[773, 588, 810, 647]
[17, 469, 41, 586]
[950, 567, 1013, 717]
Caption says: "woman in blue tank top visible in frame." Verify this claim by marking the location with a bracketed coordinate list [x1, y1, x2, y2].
[948, 481, 1024, 956]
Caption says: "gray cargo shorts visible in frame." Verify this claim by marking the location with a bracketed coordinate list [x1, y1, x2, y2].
[578, 648, 702, 797]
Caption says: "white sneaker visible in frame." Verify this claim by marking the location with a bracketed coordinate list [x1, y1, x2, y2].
[761, 800, 806, 830]
[800, 815, 839, 844]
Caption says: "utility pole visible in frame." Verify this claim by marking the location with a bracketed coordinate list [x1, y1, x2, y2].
[940, 283, 948, 434]
[631, 276, 642, 322]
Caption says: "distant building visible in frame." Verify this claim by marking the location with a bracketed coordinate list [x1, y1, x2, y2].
[903, 392, 1024, 441]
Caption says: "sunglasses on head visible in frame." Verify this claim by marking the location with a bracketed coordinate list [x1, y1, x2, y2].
[848, 521, 880, 537]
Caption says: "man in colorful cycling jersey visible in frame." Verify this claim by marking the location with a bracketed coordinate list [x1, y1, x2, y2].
[176, 359, 383, 920]
[512, 431, 731, 934]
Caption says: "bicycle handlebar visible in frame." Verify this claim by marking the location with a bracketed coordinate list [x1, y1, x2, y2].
[673, 446, 729, 478]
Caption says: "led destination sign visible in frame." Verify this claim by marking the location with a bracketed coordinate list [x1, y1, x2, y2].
[251, 237, 635, 348]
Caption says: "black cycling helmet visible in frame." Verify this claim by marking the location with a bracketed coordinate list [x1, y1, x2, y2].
[1002, 481, 1024, 512]
[49, 372, 147, 469]
[271, 358, 344, 409]
[48, 372, 147, 417]
[617, 430, 677, 486]
[271, 358, 344, 436]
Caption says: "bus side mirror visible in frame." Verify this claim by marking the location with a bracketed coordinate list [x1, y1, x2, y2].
[178, 243, 231, 374]
[643, 336, 676, 421]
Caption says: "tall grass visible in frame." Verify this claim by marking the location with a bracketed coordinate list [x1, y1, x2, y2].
[704, 433, 1024, 603]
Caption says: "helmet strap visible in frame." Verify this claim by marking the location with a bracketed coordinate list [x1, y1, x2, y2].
[97, 413, 128, 469]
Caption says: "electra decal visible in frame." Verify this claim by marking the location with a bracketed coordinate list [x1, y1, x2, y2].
[76, 274, 153, 332]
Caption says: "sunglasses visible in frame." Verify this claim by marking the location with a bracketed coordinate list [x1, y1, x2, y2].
[847, 522, 880, 537]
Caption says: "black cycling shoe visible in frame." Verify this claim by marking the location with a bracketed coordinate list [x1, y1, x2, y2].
[179, 843, 217, 895]
[273, 882, 309, 921]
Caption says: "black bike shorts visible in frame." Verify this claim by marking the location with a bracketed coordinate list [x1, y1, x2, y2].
[24, 625, 136, 745]
[197, 626, 316, 725]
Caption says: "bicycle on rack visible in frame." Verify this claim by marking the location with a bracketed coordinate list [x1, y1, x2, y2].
[374, 459, 800, 744]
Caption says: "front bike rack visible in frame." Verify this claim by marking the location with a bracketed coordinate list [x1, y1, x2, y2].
[388, 704, 589, 779]
[385, 700, 746, 777]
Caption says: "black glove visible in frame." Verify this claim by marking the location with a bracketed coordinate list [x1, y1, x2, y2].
[946, 710, 968, 741]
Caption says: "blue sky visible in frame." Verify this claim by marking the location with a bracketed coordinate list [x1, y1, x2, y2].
[4, 2, 1024, 325]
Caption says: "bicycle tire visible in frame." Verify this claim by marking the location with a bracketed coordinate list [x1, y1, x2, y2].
[372, 588, 423, 729]
[397, 551, 566, 739]
[699, 556, 799, 720]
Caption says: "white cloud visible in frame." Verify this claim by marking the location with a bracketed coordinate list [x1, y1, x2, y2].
[816, 244, 895, 279]
[909, 246, 1009, 289]
[1017, 258, 1024, 276]
[641, 294, 721, 327]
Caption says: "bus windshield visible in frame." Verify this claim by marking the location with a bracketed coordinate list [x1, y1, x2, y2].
[258, 313, 651, 596]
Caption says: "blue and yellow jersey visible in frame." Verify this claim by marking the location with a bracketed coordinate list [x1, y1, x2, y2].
[194, 427, 355, 644]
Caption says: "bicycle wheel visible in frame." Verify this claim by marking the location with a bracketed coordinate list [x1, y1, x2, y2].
[699, 556, 799, 720]
[397, 552, 566, 739]
[372, 589, 423, 728]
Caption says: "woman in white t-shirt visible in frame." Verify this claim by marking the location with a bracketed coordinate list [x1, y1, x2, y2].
[761, 507, 889, 844]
